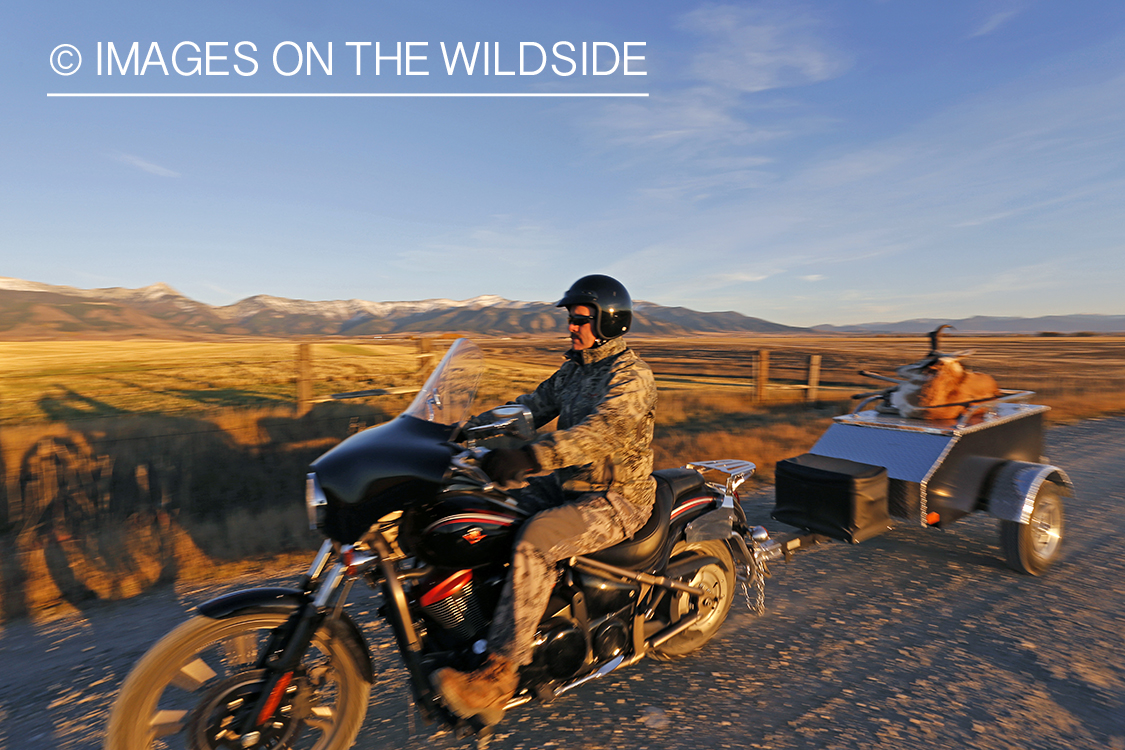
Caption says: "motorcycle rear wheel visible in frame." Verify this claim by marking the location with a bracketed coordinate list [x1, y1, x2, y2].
[651, 540, 735, 661]
[104, 612, 369, 750]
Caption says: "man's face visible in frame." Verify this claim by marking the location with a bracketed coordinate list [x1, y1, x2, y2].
[568, 304, 598, 351]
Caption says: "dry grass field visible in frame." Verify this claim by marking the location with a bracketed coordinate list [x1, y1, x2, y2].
[2, 333, 1124, 621]
[0, 340, 420, 424]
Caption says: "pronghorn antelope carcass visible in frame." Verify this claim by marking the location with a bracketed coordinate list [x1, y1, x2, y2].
[869, 325, 1001, 420]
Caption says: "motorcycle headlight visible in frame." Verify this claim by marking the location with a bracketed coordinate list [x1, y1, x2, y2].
[306, 473, 327, 531]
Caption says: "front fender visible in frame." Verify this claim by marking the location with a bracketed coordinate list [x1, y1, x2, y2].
[196, 587, 374, 683]
[985, 461, 1074, 524]
[197, 587, 308, 618]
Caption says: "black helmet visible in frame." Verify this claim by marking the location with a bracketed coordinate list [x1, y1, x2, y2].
[556, 274, 633, 340]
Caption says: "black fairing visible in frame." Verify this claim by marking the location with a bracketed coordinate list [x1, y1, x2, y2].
[311, 416, 458, 544]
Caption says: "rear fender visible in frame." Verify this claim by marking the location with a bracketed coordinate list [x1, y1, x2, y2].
[196, 586, 374, 683]
[665, 554, 721, 581]
[682, 507, 751, 567]
[683, 507, 735, 543]
[985, 461, 1074, 524]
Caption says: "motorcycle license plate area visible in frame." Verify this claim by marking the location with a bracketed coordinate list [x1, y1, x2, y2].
[771, 453, 892, 544]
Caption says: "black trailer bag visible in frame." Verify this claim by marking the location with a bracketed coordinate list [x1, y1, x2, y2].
[772, 453, 891, 543]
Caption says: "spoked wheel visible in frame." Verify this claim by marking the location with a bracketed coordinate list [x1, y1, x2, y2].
[1000, 481, 1065, 576]
[105, 612, 369, 750]
[651, 540, 735, 661]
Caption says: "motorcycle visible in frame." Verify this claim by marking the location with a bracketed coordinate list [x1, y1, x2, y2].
[105, 339, 779, 749]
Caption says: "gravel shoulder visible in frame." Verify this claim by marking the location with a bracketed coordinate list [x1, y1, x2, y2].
[2, 417, 1123, 750]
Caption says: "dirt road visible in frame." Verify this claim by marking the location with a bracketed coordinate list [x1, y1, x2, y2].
[2, 417, 1123, 750]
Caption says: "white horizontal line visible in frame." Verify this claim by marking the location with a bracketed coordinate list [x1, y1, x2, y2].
[47, 92, 649, 98]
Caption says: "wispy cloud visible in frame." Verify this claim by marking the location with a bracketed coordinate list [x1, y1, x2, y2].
[679, 4, 850, 93]
[968, 5, 1026, 38]
[577, 4, 849, 213]
[398, 215, 566, 281]
[202, 282, 240, 302]
[114, 153, 181, 178]
[822, 262, 1066, 318]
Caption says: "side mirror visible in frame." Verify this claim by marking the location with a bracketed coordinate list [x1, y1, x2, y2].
[487, 405, 537, 441]
[466, 405, 536, 442]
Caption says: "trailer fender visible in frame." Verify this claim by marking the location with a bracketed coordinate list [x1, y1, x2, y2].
[985, 461, 1074, 524]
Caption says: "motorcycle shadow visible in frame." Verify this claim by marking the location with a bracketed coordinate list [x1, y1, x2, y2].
[0, 401, 391, 623]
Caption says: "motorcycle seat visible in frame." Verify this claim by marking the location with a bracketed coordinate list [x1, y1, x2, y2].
[654, 466, 706, 500]
[586, 468, 701, 570]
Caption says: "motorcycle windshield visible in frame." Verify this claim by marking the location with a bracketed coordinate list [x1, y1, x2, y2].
[310, 339, 485, 539]
[403, 338, 484, 438]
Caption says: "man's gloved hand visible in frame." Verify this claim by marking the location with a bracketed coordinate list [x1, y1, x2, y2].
[480, 447, 540, 486]
[451, 413, 487, 443]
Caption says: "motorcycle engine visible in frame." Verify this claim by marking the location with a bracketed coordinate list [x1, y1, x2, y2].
[593, 618, 629, 660]
[531, 618, 587, 680]
[416, 568, 489, 643]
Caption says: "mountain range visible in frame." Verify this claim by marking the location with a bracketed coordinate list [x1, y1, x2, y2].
[0, 277, 804, 339]
[1, 277, 1120, 339]
[812, 315, 1125, 335]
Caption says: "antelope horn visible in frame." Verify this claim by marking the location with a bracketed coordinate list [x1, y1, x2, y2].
[852, 388, 893, 399]
[860, 370, 906, 385]
[928, 324, 954, 355]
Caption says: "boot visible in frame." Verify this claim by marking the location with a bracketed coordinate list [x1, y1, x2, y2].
[431, 654, 519, 724]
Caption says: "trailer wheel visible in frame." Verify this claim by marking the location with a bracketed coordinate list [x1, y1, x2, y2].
[1000, 481, 1064, 575]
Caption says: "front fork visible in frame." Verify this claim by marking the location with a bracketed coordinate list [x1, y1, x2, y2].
[261, 536, 442, 725]
[238, 541, 351, 737]
[363, 535, 443, 720]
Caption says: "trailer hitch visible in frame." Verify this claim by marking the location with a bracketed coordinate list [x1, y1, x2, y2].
[738, 527, 831, 615]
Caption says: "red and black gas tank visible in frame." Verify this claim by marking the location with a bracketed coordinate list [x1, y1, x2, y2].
[403, 492, 529, 569]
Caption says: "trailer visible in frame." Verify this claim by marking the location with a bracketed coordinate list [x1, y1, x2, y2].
[764, 391, 1073, 576]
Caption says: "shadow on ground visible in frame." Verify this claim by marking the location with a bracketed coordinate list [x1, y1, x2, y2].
[0, 398, 392, 622]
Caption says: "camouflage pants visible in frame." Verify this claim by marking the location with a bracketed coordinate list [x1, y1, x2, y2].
[487, 481, 652, 666]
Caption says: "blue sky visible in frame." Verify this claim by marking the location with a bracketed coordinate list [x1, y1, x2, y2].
[2, 1, 1123, 326]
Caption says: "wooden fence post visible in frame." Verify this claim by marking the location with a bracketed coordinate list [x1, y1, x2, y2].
[417, 337, 435, 380]
[755, 349, 770, 404]
[297, 343, 313, 417]
[806, 354, 822, 403]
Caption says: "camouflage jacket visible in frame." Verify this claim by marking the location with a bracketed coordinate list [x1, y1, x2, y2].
[516, 338, 656, 509]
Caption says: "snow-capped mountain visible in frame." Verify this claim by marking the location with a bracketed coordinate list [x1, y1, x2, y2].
[0, 277, 805, 339]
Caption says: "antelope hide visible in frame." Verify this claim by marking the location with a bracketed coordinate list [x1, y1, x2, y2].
[872, 326, 1001, 420]
[879, 356, 1000, 420]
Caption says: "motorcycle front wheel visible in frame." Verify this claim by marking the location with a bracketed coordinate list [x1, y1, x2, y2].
[105, 612, 370, 750]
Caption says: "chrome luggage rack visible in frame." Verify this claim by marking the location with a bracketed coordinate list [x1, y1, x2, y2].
[684, 458, 756, 496]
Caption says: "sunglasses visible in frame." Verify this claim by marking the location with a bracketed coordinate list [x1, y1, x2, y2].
[567, 313, 596, 327]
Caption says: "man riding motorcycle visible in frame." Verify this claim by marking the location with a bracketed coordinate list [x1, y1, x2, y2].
[432, 274, 657, 724]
